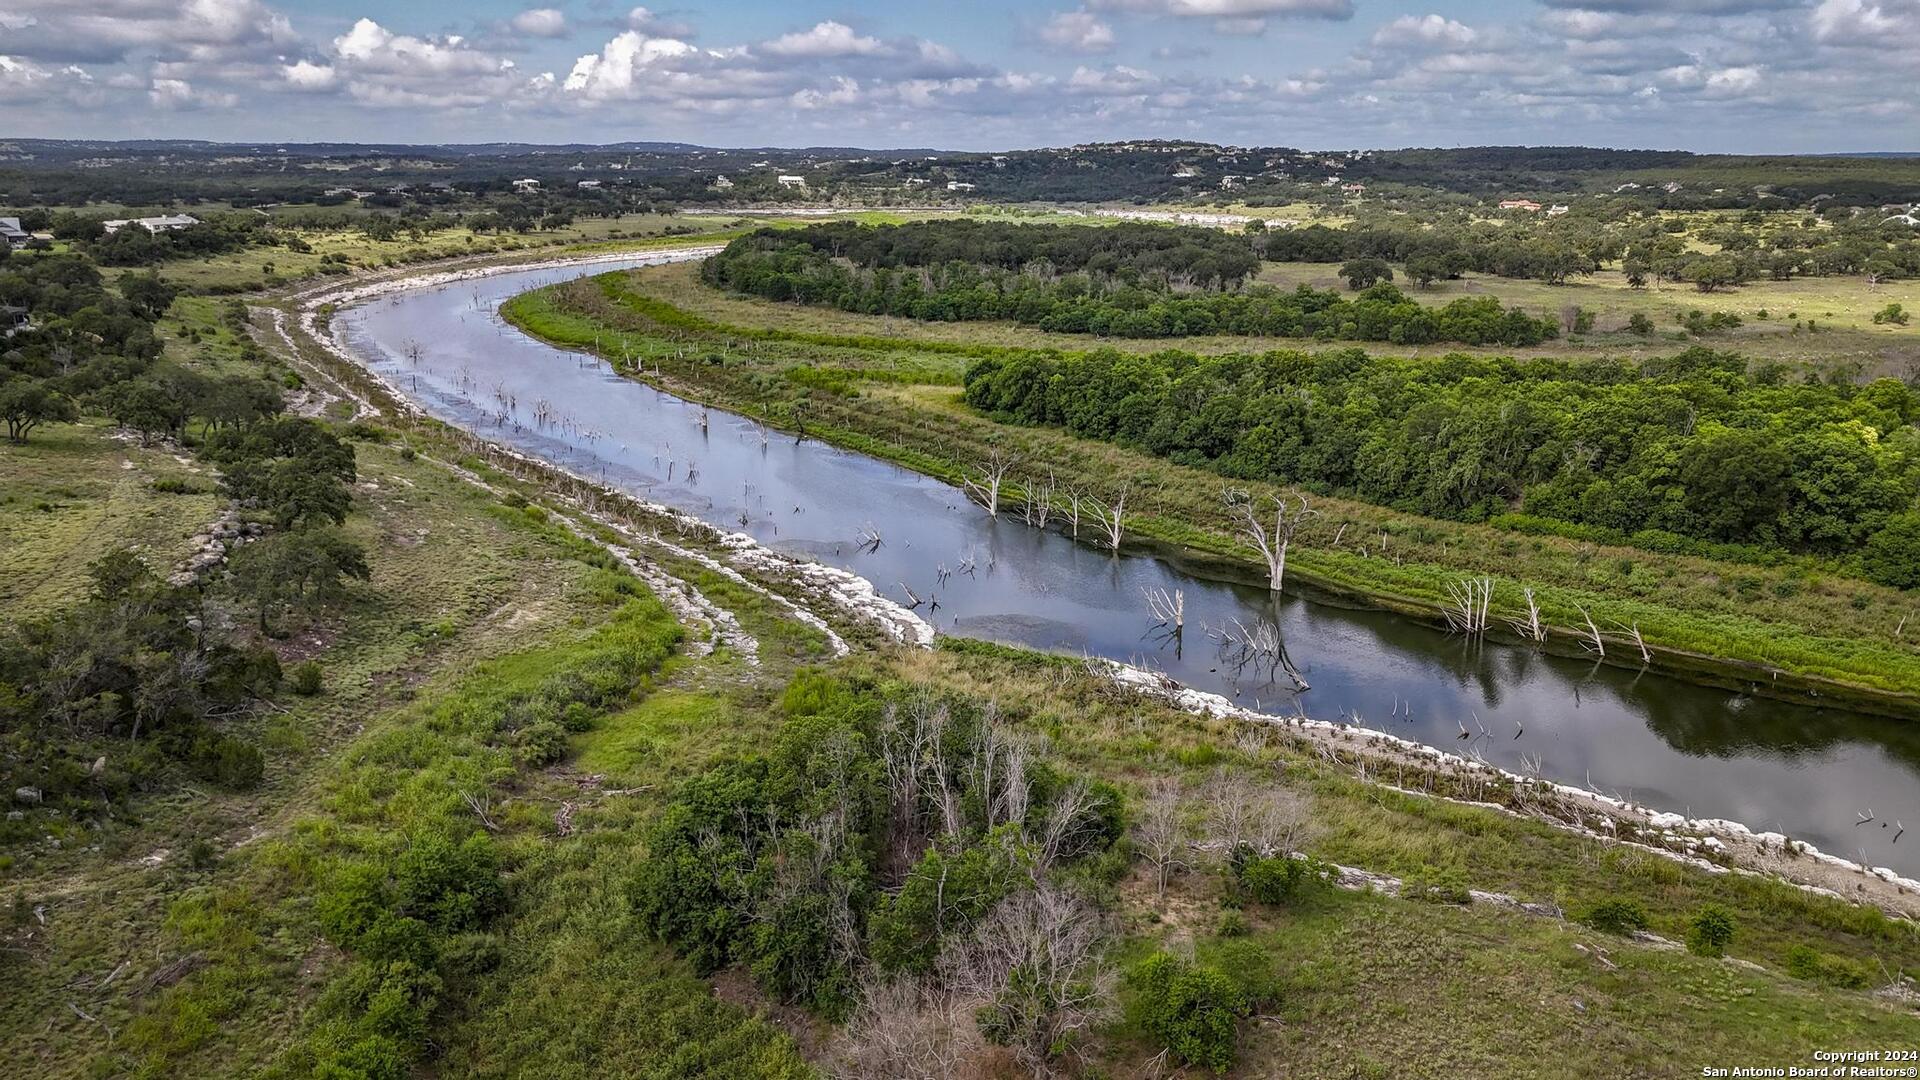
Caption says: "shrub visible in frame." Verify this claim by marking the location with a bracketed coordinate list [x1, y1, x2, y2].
[1233, 849, 1334, 907]
[189, 734, 265, 790]
[1578, 897, 1651, 936]
[1687, 904, 1736, 957]
[290, 660, 325, 696]
[1783, 944, 1873, 989]
[1128, 953, 1249, 1074]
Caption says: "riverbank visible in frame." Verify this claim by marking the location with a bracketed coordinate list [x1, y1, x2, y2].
[262, 242, 1920, 905]
[498, 265, 1920, 718]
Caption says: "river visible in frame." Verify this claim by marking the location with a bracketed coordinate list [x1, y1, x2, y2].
[331, 251, 1920, 878]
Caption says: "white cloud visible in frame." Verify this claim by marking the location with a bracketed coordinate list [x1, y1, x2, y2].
[1371, 14, 1478, 48]
[509, 8, 569, 38]
[758, 21, 885, 59]
[1810, 0, 1920, 44]
[149, 75, 237, 108]
[281, 58, 336, 91]
[1040, 10, 1118, 53]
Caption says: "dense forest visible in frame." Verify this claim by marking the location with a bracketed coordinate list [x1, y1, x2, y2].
[962, 345, 1920, 583]
[704, 224, 1562, 345]
[1263, 214, 1920, 290]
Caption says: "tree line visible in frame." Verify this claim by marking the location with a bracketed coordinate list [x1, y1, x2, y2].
[704, 224, 1561, 346]
[962, 345, 1920, 585]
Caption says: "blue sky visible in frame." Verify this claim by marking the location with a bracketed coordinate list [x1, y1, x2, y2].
[0, 1, 1915, 151]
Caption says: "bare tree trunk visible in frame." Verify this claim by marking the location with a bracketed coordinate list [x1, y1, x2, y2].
[1225, 488, 1317, 591]
[962, 448, 1017, 516]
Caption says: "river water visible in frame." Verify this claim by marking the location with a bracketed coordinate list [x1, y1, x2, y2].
[333, 253, 1920, 877]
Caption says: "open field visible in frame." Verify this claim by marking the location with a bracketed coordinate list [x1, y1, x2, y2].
[502, 265, 1920, 710]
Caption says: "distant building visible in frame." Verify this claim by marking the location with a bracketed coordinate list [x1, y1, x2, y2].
[576, 180, 602, 189]
[1173, 167, 1199, 178]
[710, 175, 734, 191]
[1, 303, 29, 336]
[102, 214, 201, 235]
[1341, 182, 1366, 194]
[0, 216, 27, 248]
[776, 175, 807, 189]
[1546, 204, 1571, 216]
[1498, 199, 1543, 212]
[511, 178, 540, 193]
[946, 181, 975, 192]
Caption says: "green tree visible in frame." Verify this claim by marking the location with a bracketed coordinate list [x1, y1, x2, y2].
[227, 527, 371, 633]
[0, 378, 78, 442]
[1861, 513, 1920, 589]
[1339, 257, 1393, 290]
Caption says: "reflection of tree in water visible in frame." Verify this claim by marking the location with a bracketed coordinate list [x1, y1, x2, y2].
[1612, 678, 1920, 769]
[1207, 613, 1310, 694]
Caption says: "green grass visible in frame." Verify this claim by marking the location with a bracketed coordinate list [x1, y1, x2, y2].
[571, 691, 737, 780]
[0, 419, 221, 618]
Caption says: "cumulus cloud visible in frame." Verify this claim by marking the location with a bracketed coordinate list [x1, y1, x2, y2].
[1371, 13, 1478, 48]
[0, 0, 1910, 150]
[758, 21, 885, 59]
[1040, 10, 1118, 52]
[510, 8, 569, 38]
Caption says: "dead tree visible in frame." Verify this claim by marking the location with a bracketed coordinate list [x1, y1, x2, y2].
[1508, 586, 1548, 644]
[1575, 604, 1606, 658]
[1444, 575, 1494, 635]
[1615, 620, 1652, 664]
[1088, 484, 1129, 550]
[1021, 472, 1057, 529]
[936, 886, 1114, 1076]
[1142, 587, 1185, 633]
[962, 448, 1018, 516]
[1135, 779, 1186, 898]
[1224, 488, 1317, 592]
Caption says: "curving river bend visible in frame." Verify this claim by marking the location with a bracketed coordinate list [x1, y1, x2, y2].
[332, 251, 1920, 877]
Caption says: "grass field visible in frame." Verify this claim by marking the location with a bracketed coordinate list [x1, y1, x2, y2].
[501, 266, 1920, 710]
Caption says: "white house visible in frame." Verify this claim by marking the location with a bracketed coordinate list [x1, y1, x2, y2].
[711, 175, 735, 191]
[776, 175, 807, 189]
[511, 178, 541, 193]
[946, 181, 975, 192]
[576, 180, 602, 190]
[0, 217, 28, 248]
[102, 214, 201, 235]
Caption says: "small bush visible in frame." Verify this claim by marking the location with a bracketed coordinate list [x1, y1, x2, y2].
[1233, 849, 1334, 907]
[290, 661, 325, 696]
[189, 734, 265, 790]
[1127, 953, 1249, 1074]
[1578, 897, 1651, 936]
[1783, 944, 1873, 989]
[1687, 904, 1736, 957]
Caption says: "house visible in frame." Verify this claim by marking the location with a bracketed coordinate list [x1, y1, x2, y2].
[511, 178, 540, 193]
[946, 181, 975, 192]
[1546, 204, 1571, 216]
[1, 304, 29, 336]
[1498, 199, 1543, 212]
[0, 216, 27, 248]
[1173, 167, 1198, 178]
[710, 175, 734, 191]
[903, 177, 928, 186]
[776, 175, 807, 189]
[1341, 183, 1367, 194]
[102, 214, 202, 235]
[576, 180, 602, 190]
